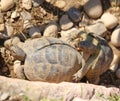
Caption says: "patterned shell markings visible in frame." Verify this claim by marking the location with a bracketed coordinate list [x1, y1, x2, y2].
[16, 37, 82, 82]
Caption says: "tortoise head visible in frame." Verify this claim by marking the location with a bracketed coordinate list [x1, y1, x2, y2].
[77, 32, 99, 52]
[10, 45, 26, 61]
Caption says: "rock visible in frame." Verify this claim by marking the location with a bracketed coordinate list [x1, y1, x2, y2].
[0, 13, 4, 23]
[0, 23, 5, 32]
[111, 25, 120, 47]
[101, 12, 118, 29]
[86, 22, 107, 36]
[84, 0, 103, 19]
[109, 43, 120, 72]
[11, 11, 20, 19]
[23, 20, 33, 29]
[59, 14, 73, 30]
[32, 0, 45, 7]
[61, 28, 78, 38]
[22, 0, 32, 10]
[116, 68, 120, 79]
[21, 11, 32, 21]
[67, 7, 83, 22]
[79, 14, 90, 27]
[72, 97, 88, 101]
[5, 23, 14, 36]
[29, 26, 41, 38]
[54, 0, 66, 9]
[0, 92, 9, 101]
[43, 20, 58, 37]
[0, 0, 14, 11]
[4, 37, 21, 49]
[0, 76, 119, 101]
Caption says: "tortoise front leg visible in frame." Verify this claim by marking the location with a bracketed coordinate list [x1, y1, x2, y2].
[73, 52, 99, 82]
[14, 60, 26, 79]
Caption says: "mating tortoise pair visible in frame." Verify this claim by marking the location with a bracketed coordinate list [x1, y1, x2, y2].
[7, 31, 113, 84]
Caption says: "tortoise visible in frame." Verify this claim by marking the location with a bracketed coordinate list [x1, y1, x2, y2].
[9, 31, 113, 84]
[10, 37, 82, 83]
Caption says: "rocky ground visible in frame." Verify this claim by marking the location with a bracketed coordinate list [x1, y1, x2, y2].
[0, 0, 120, 101]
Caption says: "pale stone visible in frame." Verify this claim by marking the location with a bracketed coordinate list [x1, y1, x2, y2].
[86, 22, 107, 36]
[1, 0, 14, 11]
[29, 27, 41, 38]
[43, 20, 58, 37]
[11, 11, 20, 19]
[84, 0, 103, 19]
[4, 37, 21, 49]
[101, 12, 118, 29]
[0, 23, 5, 32]
[32, 0, 45, 7]
[22, 0, 32, 10]
[0, 92, 9, 101]
[111, 26, 120, 47]
[55, 0, 66, 9]
[5, 24, 14, 36]
[109, 43, 120, 72]
[59, 14, 73, 30]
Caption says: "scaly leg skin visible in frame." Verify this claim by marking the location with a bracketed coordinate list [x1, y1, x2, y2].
[14, 60, 26, 79]
[73, 53, 99, 82]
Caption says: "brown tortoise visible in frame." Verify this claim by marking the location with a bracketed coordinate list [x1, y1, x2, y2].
[9, 31, 113, 84]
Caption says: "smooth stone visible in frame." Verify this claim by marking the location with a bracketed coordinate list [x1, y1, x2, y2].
[0, 93, 9, 101]
[43, 20, 58, 37]
[5, 24, 14, 36]
[59, 14, 73, 30]
[54, 0, 66, 9]
[11, 11, 20, 19]
[109, 43, 120, 72]
[29, 26, 41, 38]
[67, 7, 83, 22]
[32, 0, 45, 7]
[84, 0, 103, 19]
[101, 12, 118, 29]
[22, 0, 32, 10]
[86, 22, 107, 36]
[4, 37, 21, 49]
[111, 26, 120, 47]
[0, 0, 14, 11]
[0, 23, 5, 32]
[21, 11, 32, 21]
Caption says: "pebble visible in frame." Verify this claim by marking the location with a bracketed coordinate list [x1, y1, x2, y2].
[22, 0, 32, 10]
[111, 26, 120, 47]
[101, 12, 118, 29]
[84, 0, 103, 19]
[21, 11, 32, 21]
[54, 0, 66, 9]
[86, 22, 107, 36]
[67, 7, 83, 22]
[59, 14, 73, 30]
[116, 68, 120, 79]
[5, 23, 14, 36]
[11, 11, 20, 19]
[0, 92, 9, 101]
[23, 20, 33, 29]
[72, 97, 88, 101]
[29, 26, 42, 38]
[4, 37, 21, 49]
[0, 23, 5, 32]
[109, 43, 120, 72]
[43, 20, 58, 37]
[32, 0, 45, 7]
[0, 0, 14, 11]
